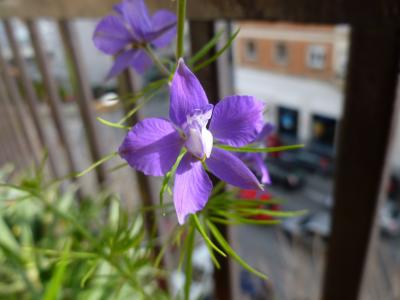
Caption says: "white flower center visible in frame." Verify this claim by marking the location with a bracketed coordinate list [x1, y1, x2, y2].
[184, 107, 213, 160]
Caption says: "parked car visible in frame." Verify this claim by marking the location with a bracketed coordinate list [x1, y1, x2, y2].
[388, 172, 400, 200]
[266, 160, 306, 191]
[304, 211, 331, 239]
[282, 211, 330, 241]
[283, 200, 400, 242]
[276, 147, 334, 177]
[379, 201, 400, 237]
[281, 214, 313, 238]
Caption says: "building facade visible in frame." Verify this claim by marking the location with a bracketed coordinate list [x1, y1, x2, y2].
[234, 22, 349, 155]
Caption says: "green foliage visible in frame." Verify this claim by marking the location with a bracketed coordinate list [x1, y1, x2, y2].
[0, 1, 309, 299]
[193, 28, 240, 72]
[0, 166, 170, 300]
[97, 117, 130, 130]
[183, 222, 195, 300]
[188, 29, 224, 66]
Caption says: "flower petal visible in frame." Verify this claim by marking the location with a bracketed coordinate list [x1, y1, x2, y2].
[113, 3, 124, 15]
[209, 95, 265, 147]
[169, 59, 210, 126]
[240, 153, 271, 184]
[120, 0, 152, 40]
[119, 118, 183, 176]
[253, 154, 271, 184]
[106, 50, 135, 79]
[130, 49, 153, 74]
[207, 148, 262, 190]
[150, 10, 177, 48]
[93, 15, 132, 55]
[106, 49, 152, 79]
[173, 154, 212, 224]
[255, 122, 275, 143]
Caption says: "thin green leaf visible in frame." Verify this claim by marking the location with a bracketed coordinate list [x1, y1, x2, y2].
[209, 217, 245, 225]
[27, 247, 97, 259]
[43, 240, 71, 300]
[80, 260, 99, 288]
[184, 223, 195, 300]
[211, 210, 281, 225]
[203, 238, 221, 269]
[75, 152, 117, 178]
[193, 28, 240, 72]
[145, 44, 171, 76]
[123, 78, 168, 106]
[208, 198, 283, 210]
[0, 216, 21, 252]
[236, 208, 307, 218]
[193, 215, 221, 269]
[209, 216, 279, 226]
[188, 29, 224, 66]
[215, 144, 304, 153]
[155, 225, 179, 268]
[177, 226, 190, 271]
[192, 214, 226, 257]
[175, 224, 186, 249]
[106, 162, 128, 173]
[0, 240, 25, 265]
[0, 183, 38, 197]
[97, 117, 130, 130]
[36, 150, 49, 181]
[206, 220, 268, 280]
[159, 148, 187, 206]
[118, 88, 162, 125]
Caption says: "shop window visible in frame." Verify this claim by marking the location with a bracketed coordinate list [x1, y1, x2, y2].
[311, 114, 336, 146]
[278, 106, 298, 138]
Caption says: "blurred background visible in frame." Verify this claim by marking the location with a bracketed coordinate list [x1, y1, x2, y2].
[0, 1, 399, 300]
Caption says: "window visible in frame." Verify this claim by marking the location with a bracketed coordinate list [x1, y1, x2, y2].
[307, 45, 326, 70]
[245, 40, 257, 61]
[278, 106, 298, 138]
[274, 42, 289, 65]
[311, 114, 336, 146]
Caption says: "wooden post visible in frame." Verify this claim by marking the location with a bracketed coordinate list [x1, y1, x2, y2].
[190, 20, 233, 300]
[0, 46, 39, 167]
[0, 76, 27, 168]
[3, 19, 59, 177]
[26, 20, 78, 178]
[57, 20, 107, 186]
[322, 26, 400, 300]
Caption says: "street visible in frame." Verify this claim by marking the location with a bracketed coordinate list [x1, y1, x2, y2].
[232, 173, 400, 300]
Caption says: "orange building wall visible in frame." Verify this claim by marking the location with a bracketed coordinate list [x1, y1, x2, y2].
[236, 22, 335, 81]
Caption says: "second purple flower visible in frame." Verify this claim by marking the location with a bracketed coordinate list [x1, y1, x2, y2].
[93, 0, 176, 79]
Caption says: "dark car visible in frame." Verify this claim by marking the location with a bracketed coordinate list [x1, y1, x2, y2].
[266, 157, 306, 191]
[276, 149, 334, 177]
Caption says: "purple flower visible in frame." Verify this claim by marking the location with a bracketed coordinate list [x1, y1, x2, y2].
[93, 0, 176, 79]
[238, 123, 275, 185]
[119, 59, 265, 224]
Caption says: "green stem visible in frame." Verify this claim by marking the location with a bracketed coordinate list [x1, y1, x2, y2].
[145, 45, 170, 76]
[75, 151, 118, 178]
[176, 0, 186, 59]
[184, 224, 195, 300]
